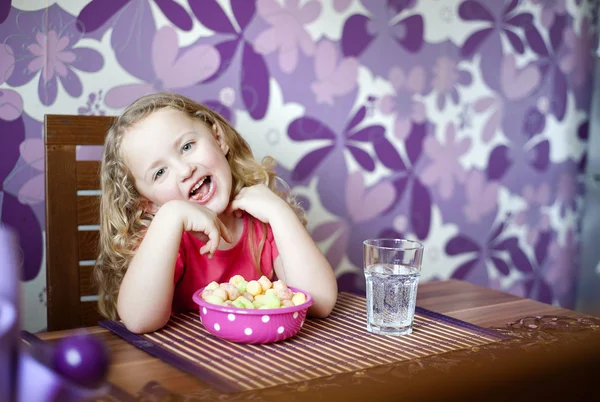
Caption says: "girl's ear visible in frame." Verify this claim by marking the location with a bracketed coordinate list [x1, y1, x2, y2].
[212, 123, 230, 156]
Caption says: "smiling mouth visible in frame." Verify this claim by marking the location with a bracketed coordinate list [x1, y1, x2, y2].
[189, 176, 213, 202]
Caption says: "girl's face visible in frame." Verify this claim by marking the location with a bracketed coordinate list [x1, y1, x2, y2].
[121, 108, 232, 214]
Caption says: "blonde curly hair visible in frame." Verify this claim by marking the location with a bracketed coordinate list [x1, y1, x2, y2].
[94, 92, 305, 320]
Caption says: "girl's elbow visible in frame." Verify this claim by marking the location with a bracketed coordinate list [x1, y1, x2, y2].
[118, 304, 170, 334]
[121, 314, 169, 334]
[310, 293, 338, 318]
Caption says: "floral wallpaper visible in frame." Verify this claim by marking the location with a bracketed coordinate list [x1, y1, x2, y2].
[0, 0, 597, 332]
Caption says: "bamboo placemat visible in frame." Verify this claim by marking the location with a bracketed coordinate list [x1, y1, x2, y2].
[100, 292, 507, 392]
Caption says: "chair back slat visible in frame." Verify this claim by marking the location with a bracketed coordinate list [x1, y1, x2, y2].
[79, 265, 97, 297]
[46, 115, 114, 145]
[77, 196, 101, 225]
[77, 230, 100, 261]
[81, 301, 104, 327]
[76, 161, 102, 190]
[44, 114, 114, 331]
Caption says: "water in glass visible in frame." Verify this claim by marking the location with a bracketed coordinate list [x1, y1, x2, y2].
[365, 263, 420, 336]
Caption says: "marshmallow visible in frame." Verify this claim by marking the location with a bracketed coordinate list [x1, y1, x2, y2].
[258, 275, 272, 291]
[232, 299, 245, 309]
[246, 280, 262, 296]
[220, 283, 240, 300]
[204, 294, 225, 305]
[212, 287, 228, 301]
[277, 288, 293, 301]
[241, 291, 254, 302]
[292, 292, 306, 306]
[202, 276, 308, 310]
[263, 292, 281, 308]
[229, 275, 248, 293]
[201, 288, 214, 300]
[234, 296, 254, 309]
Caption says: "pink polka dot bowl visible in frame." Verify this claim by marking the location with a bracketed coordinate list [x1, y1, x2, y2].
[192, 286, 313, 344]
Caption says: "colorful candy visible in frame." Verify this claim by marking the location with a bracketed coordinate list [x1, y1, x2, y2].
[246, 280, 262, 296]
[200, 275, 307, 309]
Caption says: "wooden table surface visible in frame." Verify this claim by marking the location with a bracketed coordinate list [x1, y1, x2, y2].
[37, 279, 600, 401]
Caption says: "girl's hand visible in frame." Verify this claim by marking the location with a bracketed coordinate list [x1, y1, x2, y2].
[160, 200, 233, 256]
[226, 184, 290, 224]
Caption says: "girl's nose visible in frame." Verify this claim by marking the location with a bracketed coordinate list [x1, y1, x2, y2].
[178, 162, 195, 181]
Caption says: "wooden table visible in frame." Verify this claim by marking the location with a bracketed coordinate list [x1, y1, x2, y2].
[37, 280, 600, 401]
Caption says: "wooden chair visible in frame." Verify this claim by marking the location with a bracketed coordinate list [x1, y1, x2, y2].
[44, 114, 115, 331]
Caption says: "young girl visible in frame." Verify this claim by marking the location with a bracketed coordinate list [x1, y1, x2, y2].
[94, 92, 338, 334]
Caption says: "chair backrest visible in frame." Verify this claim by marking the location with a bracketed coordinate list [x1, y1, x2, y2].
[44, 114, 115, 331]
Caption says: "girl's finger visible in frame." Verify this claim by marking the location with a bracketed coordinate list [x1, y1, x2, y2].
[218, 219, 234, 243]
[206, 224, 221, 255]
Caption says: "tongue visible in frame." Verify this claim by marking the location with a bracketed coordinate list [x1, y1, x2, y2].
[197, 181, 210, 199]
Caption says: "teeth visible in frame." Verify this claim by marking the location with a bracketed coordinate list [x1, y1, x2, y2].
[190, 177, 207, 194]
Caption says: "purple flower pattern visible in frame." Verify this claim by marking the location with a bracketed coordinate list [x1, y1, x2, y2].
[431, 56, 472, 110]
[545, 230, 578, 307]
[560, 18, 595, 87]
[531, 0, 566, 28]
[288, 104, 385, 181]
[341, 0, 423, 76]
[446, 218, 534, 283]
[4, 5, 104, 105]
[310, 40, 359, 105]
[462, 170, 501, 223]
[254, 0, 320, 74]
[420, 123, 470, 200]
[0, 1, 595, 325]
[380, 66, 427, 140]
[514, 183, 552, 247]
[104, 26, 220, 108]
[16, 138, 45, 205]
[77, 0, 193, 33]
[459, 0, 545, 87]
[312, 171, 396, 270]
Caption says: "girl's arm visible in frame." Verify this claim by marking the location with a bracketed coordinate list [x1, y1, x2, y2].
[117, 200, 232, 333]
[117, 203, 181, 334]
[228, 185, 338, 317]
[270, 208, 338, 317]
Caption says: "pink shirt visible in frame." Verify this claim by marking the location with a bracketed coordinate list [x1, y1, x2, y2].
[171, 214, 279, 312]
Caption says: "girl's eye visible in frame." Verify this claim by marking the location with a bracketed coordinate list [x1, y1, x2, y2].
[182, 142, 193, 152]
[154, 168, 165, 180]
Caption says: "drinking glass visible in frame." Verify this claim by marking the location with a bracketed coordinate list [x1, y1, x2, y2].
[363, 238, 424, 336]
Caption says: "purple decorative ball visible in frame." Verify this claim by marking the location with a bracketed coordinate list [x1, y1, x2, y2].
[52, 334, 110, 388]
